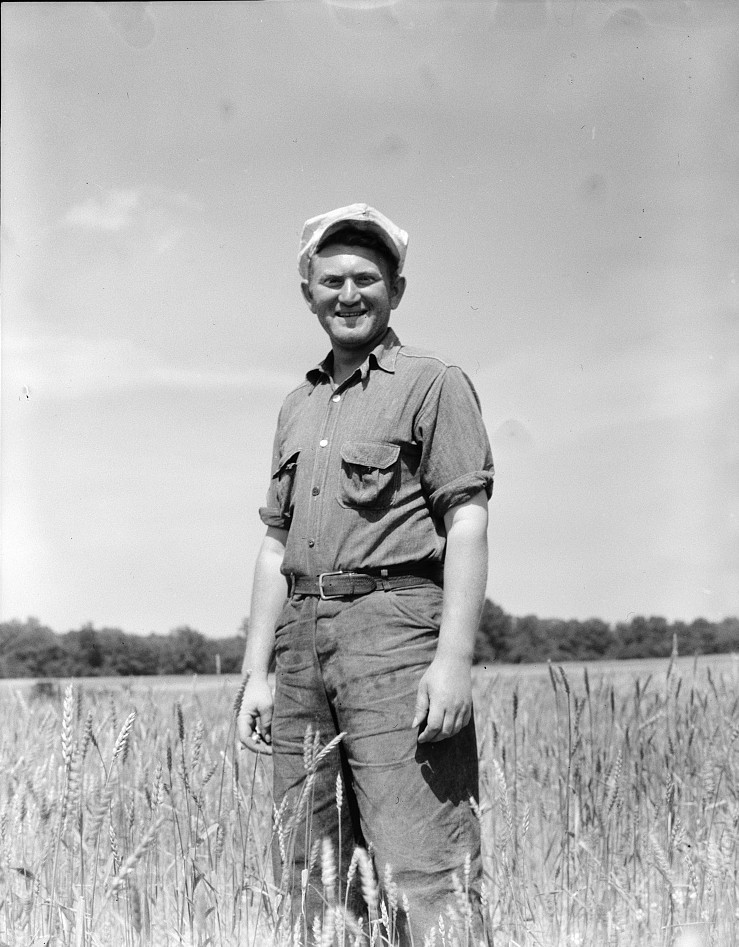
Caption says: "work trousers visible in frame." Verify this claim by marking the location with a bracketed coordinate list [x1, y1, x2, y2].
[271, 582, 485, 946]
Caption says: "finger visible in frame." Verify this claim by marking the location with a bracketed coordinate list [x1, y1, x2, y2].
[237, 712, 255, 745]
[417, 707, 444, 744]
[447, 706, 470, 739]
[240, 735, 274, 756]
[438, 711, 458, 741]
[260, 705, 273, 745]
[418, 723, 440, 743]
[412, 684, 430, 729]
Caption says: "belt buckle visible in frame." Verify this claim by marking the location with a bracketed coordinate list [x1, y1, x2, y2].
[318, 570, 345, 600]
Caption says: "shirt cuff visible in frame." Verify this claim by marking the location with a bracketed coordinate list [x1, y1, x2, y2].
[259, 506, 291, 529]
[428, 470, 494, 519]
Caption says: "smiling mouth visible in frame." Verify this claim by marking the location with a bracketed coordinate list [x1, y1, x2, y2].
[336, 310, 367, 317]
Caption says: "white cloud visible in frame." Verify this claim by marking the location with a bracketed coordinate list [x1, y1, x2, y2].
[92, 1, 157, 50]
[3, 335, 302, 398]
[57, 187, 204, 260]
[63, 189, 140, 232]
[475, 335, 739, 452]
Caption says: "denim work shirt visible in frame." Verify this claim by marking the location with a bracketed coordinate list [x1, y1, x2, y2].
[259, 328, 494, 578]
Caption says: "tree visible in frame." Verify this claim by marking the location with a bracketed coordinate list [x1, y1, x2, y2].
[506, 615, 545, 663]
[169, 626, 208, 673]
[612, 616, 671, 659]
[0, 618, 66, 677]
[685, 618, 717, 655]
[77, 623, 103, 670]
[573, 618, 612, 660]
[715, 618, 739, 653]
[474, 600, 513, 665]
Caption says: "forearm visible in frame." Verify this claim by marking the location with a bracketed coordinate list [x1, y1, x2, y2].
[437, 491, 489, 664]
[241, 527, 288, 678]
[413, 492, 488, 742]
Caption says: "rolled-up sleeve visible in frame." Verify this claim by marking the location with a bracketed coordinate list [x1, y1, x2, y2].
[414, 366, 494, 519]
[258, 415, 297, 529]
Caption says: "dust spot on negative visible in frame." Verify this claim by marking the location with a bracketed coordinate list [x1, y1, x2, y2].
[94, 2, 157, 49]
[583, 173, 607, 200]
[219, 98, 235, 123]
[602, 7, 648, 38]
[324, 0, 399, 35]
[380, 135, 409, 158]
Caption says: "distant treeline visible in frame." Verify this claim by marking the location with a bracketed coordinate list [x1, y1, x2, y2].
[1, 607, 738, 678]
[475, 602, 739, 666]
[0, 620, 245, 679]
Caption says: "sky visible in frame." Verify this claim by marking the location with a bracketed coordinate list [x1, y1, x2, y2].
[2, 0, 738, 638]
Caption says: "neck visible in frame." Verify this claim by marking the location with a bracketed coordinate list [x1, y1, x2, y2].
[331, 347, 369, 386]
[330, 329, 389, 386]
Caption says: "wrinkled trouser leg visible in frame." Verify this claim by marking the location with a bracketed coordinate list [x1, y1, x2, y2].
[270, 594, 366, 936]
[272, 585, 485, 946]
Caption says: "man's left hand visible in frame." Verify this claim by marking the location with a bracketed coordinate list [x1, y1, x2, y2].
[412, 655, 472, 743]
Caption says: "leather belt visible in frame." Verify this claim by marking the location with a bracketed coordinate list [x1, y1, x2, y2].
[289, 565, 443, 600]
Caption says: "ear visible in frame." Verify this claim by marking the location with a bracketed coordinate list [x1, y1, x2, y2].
[300, 279, 316, 313]
[390, 275, 407, 311]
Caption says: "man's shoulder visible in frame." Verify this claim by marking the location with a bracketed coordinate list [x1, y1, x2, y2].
[397, 344, 450, 365]
[395, 344, 459, 375]
[283, 376, 314, 397]
[277, 377, 314, 415]
[394, 343, 482, 408]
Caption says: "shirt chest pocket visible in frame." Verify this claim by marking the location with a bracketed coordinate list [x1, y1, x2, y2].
[338, 441, 401, 511]
[272, 448, 301, 518]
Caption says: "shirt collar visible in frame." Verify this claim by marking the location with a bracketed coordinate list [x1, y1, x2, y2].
[306, 327, 401, 387]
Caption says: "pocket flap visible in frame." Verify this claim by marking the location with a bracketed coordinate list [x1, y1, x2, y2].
[340, 441, 400, 470]
[272, 449, 301, 479]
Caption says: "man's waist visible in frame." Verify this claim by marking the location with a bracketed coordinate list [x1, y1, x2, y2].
[288, 563, 443, 600]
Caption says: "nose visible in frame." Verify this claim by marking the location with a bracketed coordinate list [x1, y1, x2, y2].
[338, 278, 360, 305]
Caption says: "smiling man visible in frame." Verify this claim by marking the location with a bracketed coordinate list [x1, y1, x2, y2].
[238, 204, 494, 945]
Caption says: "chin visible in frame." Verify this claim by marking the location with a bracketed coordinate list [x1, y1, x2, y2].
[333, 334, 371, 348]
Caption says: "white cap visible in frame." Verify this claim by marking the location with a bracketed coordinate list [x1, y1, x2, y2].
[298, 203, 408, 279]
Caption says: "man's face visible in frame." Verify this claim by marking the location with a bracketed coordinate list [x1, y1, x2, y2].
[301, 242, 406, 353]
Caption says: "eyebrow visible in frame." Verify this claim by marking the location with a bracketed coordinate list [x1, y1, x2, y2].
[318, 268, 380, 280]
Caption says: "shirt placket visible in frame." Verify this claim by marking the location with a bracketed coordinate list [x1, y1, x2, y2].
[304, 375, 353, 574]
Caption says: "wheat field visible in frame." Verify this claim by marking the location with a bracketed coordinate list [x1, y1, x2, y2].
[0, 655, 736, 947]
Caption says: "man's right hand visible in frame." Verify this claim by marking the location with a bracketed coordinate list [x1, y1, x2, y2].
[238, 676, 274, 754]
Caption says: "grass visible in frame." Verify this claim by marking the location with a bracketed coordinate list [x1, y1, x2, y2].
[0, 654, 736, 946]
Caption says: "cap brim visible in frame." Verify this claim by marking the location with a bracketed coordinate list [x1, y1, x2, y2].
[315, 219, 401, 264]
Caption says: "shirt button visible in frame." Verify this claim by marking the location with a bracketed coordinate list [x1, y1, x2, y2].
[319, 438, 328, 447]
[312, 486, 320, 496]
[307, 539, 315, 547]
[332, 394, 341, 403]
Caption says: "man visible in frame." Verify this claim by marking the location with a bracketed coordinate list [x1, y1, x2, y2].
[238, 203, 493, 945]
